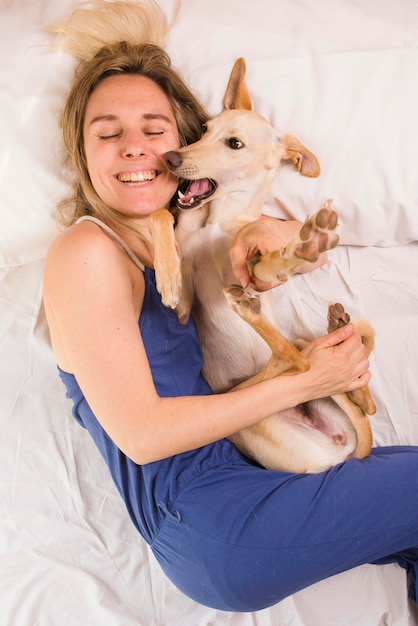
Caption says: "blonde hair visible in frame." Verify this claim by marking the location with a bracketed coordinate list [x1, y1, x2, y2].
[52, 1, 209, 226]
[52, 0, 173, 57]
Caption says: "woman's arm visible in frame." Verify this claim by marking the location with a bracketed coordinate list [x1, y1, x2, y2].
[44, 224, 369, 465]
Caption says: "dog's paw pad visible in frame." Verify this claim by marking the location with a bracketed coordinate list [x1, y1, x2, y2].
[327, 302, 351, 332]
[315, 205, 338, 231]
[294, 240, 320, 262]
[294, 200, 339, 262]
[223, 285, 261, 317]
[224, 284, 245, 298]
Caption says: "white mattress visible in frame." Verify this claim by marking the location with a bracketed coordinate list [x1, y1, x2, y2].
[1, 1, 418, 624]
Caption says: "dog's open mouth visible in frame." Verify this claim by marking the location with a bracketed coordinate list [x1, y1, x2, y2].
[177, 178, 217, 209]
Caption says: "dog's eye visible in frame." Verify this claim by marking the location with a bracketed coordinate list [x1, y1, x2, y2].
[226, 137, 244, 149]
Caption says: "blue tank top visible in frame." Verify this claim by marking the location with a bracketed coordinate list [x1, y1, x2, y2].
[58, 266, 241, 542]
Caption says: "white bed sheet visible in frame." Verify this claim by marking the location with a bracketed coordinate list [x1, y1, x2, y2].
[1, 1, 418, 624]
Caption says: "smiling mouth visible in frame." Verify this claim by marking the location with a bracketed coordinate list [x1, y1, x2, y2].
[177, 178, 217, 209]
[117, 170, 158, 184]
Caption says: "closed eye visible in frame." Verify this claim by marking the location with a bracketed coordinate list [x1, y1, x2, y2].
[98, 130, 164, 140]
[99, 133, 121, 140]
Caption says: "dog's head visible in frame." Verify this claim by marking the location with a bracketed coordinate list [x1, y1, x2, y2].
[165, 58, 320, 211]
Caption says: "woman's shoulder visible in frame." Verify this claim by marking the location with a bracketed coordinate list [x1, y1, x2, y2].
[47, 220, 136, 278]
[47, 219, 117, 260]
[44, 220, 143, 302]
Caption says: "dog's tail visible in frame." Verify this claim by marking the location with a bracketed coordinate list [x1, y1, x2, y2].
[49, 0, 180, 60]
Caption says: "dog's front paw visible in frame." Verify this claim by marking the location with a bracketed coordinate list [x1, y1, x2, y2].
[293, 199, 339, 263]
[251, 199, 339, 283]
[154, 258, 183, 309]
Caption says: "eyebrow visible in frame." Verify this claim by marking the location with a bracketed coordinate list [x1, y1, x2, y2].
[87, 113, 173, 127]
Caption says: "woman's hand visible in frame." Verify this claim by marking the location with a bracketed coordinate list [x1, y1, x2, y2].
[300, 323, 371, 399]
[230, 215, 328, 291]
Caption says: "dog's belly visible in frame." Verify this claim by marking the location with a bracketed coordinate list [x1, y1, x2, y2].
[280, 398, 355, 444]
[231, 398, 358, 473]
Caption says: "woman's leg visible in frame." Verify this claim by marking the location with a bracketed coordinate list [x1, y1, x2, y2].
[152, 446, 418, 611]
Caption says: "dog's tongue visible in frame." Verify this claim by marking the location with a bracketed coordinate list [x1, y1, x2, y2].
[178, 179, 211, 205]
[189, 179, 211, 195]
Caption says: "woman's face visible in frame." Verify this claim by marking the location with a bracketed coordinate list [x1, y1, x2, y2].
[83, 73, 180, 218]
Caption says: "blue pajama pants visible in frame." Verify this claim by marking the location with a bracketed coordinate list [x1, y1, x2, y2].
[151, 445, 418, 612]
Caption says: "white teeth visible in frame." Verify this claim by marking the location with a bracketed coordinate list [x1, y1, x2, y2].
[178, 190, 185, 198]
[118, 171, 156, 182]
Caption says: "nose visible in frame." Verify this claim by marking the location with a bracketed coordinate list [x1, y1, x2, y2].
[123, 131, 145, 158]
[165, 150, 183, 171]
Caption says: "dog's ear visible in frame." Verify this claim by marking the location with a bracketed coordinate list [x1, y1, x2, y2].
[223, 58, 253, 111]
[280, 134, 321, 177]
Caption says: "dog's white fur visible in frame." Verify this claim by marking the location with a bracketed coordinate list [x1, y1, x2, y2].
[154, 58, 375, 473]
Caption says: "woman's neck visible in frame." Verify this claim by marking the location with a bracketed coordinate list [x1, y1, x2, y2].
[92, 212, 156, 269]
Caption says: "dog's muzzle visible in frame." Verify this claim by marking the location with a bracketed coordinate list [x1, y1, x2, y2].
[165, 150, 217, 210]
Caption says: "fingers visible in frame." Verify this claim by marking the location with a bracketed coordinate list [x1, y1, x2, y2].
[321, 321, 356, 346]
[229, 250, 251, 288]
[329, 325, 369, 379]
[230, 219, 281, 288]
[248, 275, 283, 292]
[332, 332, 371, 392]
[351, 354, 370, 380]
[229, 231, 254, 288]
[302, 322, 371, 397]
[347, 368, 372, 391]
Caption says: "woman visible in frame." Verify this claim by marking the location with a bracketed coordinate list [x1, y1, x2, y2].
[43, 1, 418, 612]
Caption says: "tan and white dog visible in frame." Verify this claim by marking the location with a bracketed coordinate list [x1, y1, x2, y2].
[151, 58, 376, 473]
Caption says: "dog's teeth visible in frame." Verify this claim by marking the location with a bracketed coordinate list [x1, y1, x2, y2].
[178, 190, 185, 198]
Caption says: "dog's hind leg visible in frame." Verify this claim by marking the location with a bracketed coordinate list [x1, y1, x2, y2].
[251, 199, 339, 283]
[327, 302, 376, 416]
[223, 285, 309, 384]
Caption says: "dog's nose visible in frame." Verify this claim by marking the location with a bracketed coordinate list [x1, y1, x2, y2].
[165, 151, 183, 170]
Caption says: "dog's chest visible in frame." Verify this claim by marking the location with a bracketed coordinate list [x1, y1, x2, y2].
[186, 223, 272, 392]
[187, 222, 234, 286]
